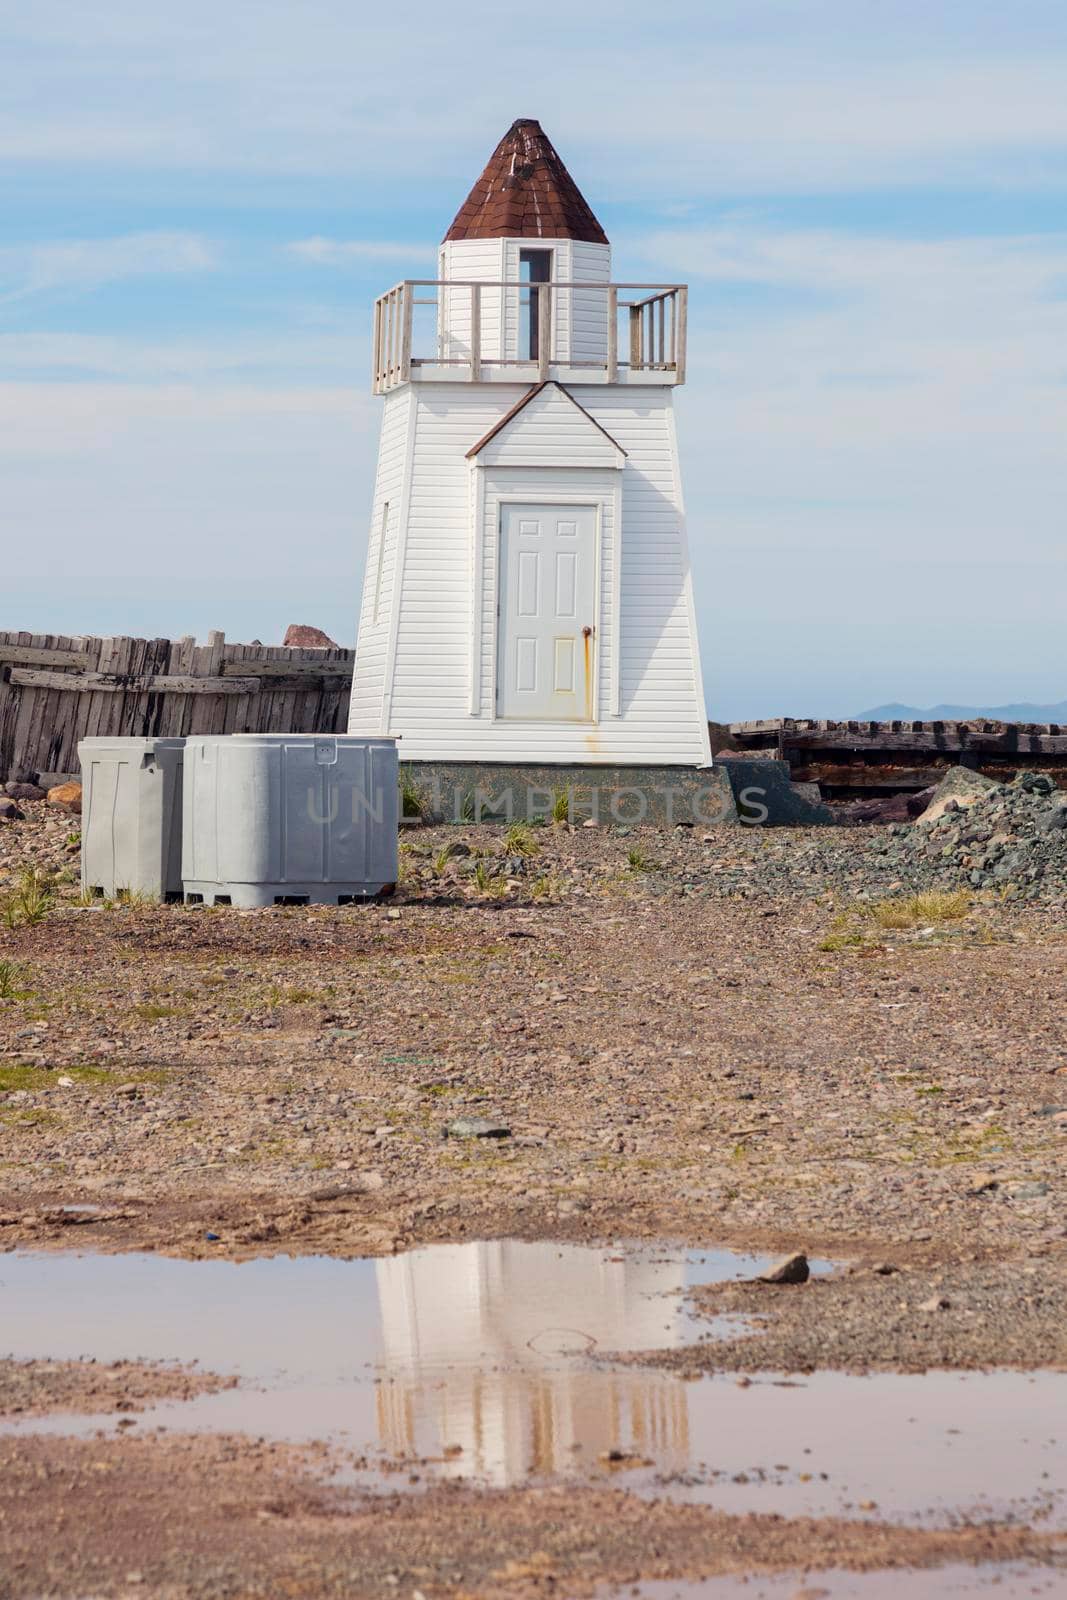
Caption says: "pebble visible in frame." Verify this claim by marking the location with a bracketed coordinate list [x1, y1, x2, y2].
[759, 1251, 810, 1285]
[445, 1117, 512, 1140]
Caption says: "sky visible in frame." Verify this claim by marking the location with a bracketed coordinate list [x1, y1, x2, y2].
[2, 0, 1065, 721]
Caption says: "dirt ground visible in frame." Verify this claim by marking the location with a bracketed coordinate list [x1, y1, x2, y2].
[2, 814, 1064, 1280]
[2, 807, 1066, 1595]
[0, 1356, 234, 1417]
[1, 1430, 1063, 1600]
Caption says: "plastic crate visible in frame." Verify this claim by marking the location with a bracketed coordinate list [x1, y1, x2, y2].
[181, 734, 398, 907]
[78, 737, 186, 901]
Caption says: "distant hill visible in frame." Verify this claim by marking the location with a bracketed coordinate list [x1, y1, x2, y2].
[858, 700, 1067, 722]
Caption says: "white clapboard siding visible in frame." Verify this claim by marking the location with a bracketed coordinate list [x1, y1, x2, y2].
[439, 239, 505, 364]
[472, 384, 624, 470]
[570, 241, 612, 367]
[348, 387, 412, 732]
[354, 381, 710, 765]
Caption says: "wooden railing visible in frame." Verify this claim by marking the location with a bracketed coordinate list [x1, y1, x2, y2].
[372, 280, 687, 393]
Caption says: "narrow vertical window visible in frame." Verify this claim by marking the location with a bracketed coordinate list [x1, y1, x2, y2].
[372, 502, 390, 624]
[519, 249, 551, 361]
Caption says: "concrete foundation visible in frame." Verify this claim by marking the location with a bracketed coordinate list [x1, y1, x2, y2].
[401, 759, 834, 828]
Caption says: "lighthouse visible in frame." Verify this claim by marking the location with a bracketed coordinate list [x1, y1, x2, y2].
[349, 119, 710, 771]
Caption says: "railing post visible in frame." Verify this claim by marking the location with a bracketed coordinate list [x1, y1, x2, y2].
[606, 286, 617, 382]
[470, 283, 482, 381]
[538, 283, 552, 380]
[372, 298, 382, 393]
[400, 282, 413, 383]
[675, 286, 688, 384]
[658, 296, 665, 367]
[629, 304, 641, 370]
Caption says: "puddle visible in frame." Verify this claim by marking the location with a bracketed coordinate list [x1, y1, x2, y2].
[1, 1241, 1064, 1529]
[616, 1566, 1065, 1598]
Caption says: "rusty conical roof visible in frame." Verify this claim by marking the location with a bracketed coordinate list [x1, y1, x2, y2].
[444, 119, 608, 245]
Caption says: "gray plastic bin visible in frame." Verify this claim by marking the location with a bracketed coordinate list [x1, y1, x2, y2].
[78, 737, 186, 901]
[181, 734, 398, 906]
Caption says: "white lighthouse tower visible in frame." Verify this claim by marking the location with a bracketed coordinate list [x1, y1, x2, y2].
[349, 119, 710, 769]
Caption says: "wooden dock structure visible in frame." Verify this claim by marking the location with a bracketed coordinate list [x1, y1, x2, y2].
[0, 631, 354, 783]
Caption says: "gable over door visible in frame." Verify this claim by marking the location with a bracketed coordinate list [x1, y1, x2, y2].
[497, 503, 597, 722]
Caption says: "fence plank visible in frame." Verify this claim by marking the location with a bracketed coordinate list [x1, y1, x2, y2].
[220, 659, 353, 678]
[10, 669, 262, 694]
[0, 645, 93, 669]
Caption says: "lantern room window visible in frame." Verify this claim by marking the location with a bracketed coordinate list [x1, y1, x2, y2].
[519, 249, 552, 360]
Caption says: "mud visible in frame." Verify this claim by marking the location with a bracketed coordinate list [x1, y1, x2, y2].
[0, 1356, 234, 1418]
[0, 1430, 1063, 1600]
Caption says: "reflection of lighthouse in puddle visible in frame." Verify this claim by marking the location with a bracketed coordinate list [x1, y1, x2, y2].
[374, 1240, 689, 1486]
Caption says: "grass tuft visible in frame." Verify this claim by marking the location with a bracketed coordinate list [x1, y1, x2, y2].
[399, 766, 426, 819]
[0, 960, 28, 1000]
[471, 861, 508, 899]
[868, 889, 971, 929]
[1, 868, 54, 928]
[550, 787, 572, 824]
[530, 873, 565, 901]
[503, 823, 539, 858]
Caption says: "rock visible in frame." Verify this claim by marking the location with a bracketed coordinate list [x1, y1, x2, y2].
[114, 1082, 142, 1099]
[1036, 805, 1067, 835]
[282, 624, 340, 648]
[4, 781, 46, 801]
[446, 1117, 511, 1140]
[789, 780, 822, 806]
[47, 781, 82, 814]
[838, 793, 916, 826]
[1006, 1181, 1050, 1200]
[759, 1251, 810, 1285]
[1016, 771, 1055, 795]
[0, 798, 25, 821]
[918, 1294, 951, 1311]
[917, 766, 998, 824]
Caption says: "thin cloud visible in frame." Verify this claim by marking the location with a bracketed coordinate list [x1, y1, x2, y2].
[0, 232, 216, 303]
[287, 237, 434, 265]
[3, 2, 1066, 194]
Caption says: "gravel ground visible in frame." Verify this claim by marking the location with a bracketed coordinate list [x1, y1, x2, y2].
[647, 1258, 1067, 1375]
[1, 803, 1065, 1286]
[0, 1432, 1062, 1600]
[2, 798, 1067, 1594]
[0, 1356, 234, 1417]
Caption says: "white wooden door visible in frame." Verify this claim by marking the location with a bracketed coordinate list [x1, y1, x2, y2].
[497, 503, 597, 721]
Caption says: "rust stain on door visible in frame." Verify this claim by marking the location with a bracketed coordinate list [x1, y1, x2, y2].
[582, 626, 594, 722]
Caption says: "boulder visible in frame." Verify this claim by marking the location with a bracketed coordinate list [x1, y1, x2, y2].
[917, 765, 998, 824]
[4, 781, 46, 801]
[47, 781, 82, 815]
[282, 624, 340, 648]
[0, 798, 24, 822]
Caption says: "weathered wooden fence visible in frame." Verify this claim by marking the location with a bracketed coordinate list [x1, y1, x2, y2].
[0, 631, 354, 783]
